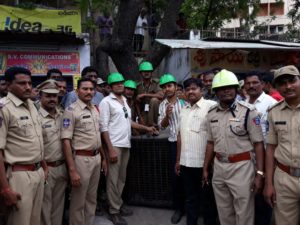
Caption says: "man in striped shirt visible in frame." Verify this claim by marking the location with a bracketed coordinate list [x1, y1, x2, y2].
[176, 78, 218, 225]
[158, 74, 186, 224]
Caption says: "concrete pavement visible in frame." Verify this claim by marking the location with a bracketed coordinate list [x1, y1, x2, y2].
[94, 206, 190, 225]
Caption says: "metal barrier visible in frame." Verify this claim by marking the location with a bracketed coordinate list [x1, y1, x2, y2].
[123, 135, 173, 208]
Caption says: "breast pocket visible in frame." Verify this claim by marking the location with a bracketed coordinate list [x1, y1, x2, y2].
[42, 124, 58, 142]
[17, 119, 34, 137]
[276, 125, 288, 142]
[229, 121, 248, 137]
[80, 117, 94, 131]
[190, 116, 204, 133]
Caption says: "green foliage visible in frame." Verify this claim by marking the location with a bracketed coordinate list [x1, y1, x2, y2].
[180, 0, 260, 30]
[287, 0, 300, 26]
[16, 1, 37, 9]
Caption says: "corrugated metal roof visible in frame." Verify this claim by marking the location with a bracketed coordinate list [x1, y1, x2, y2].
[155, 39, 300, 50]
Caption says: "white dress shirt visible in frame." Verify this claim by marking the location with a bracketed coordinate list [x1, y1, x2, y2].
[246, 92, 277, 141]
[99, 93, 132, 148]
[179, 98, 216, 168]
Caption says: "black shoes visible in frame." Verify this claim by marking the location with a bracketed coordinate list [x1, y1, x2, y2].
[171, 210, 183, 224]
[120, 205, 133, 217]
[110, 213, 127, 225]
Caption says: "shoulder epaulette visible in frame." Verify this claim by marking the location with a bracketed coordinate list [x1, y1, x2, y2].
[267, 99, 284, 112]
[0, 97, 8, 108]
[237, 100, 256, 110]
[208, 104, 218, 113]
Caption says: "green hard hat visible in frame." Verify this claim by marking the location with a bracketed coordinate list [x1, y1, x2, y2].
[139, 61, 153, 71]
[212, 69, 239, 90]
[124, 80, 137, 89]
[159, 74, 177, 86]
[107, 72, 125, 85]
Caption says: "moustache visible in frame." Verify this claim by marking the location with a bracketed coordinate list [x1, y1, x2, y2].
[48, 101, 57, 104]
[85, 94, 93, 97]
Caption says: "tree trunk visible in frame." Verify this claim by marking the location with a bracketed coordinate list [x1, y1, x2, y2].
[203, 0, 214, 30]
[145, 0, 185, 68]
[99, 0, 185, 80]
[95, 47, 110, 79]
[99, 0, 143, 80]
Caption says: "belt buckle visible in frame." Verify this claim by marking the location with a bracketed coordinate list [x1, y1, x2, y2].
[219, 154, 230, 163]
[290, 167, 300, 177]
[35, 162, 41, 170]
[93, 149, 98, 155]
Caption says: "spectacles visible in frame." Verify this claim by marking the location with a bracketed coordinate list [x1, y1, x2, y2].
[123, 106, 128, 118]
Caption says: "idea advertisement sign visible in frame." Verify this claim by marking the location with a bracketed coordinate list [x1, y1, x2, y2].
[0, 4, 81, 34]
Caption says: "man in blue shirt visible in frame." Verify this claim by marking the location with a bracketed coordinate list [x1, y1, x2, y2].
[63, 67, 104, 108]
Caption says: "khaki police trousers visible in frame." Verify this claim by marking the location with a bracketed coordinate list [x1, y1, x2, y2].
[41, 163, 68, 225]
[274, 167, 300, 225]
[212, 158, 255, 225]
[107, 147, 129, 214]
[7, 167, 45, 225]
[69, 154, 101, 225]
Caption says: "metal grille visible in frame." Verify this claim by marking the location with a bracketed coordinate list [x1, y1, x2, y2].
[123, 136, 172, 208]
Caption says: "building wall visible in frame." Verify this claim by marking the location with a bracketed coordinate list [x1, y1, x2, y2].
[223, 0, 295, 34]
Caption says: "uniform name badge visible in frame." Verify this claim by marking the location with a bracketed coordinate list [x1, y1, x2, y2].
[144, 104, 150, 112]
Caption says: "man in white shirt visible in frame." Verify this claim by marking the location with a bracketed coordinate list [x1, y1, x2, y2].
[244, 71, 277, 225]
[176, 78, 217, 225]
[100, 73, 156, 225]
[245, 72, 277, 142]
[133, 9, 147, 52]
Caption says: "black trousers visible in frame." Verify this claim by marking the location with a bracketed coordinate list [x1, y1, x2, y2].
[255, 193, 272, 225]
[181, 166, 218, 225]
[133, 34, 144, 52]
[170, 142, 185, 212]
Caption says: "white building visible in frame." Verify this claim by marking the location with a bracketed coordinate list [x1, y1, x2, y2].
[222, 0, 295, 36]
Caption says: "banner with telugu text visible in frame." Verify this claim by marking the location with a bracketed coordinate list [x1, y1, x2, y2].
[0, 4, 81, 34]
[0, 51, 80, 75]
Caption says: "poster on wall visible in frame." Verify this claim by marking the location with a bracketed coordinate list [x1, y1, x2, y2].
[191, 49, 300, 76]
[0, 51, 80, 75]
[0, 4, 81, 34]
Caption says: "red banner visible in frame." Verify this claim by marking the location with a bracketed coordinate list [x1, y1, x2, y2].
[0, 51, 80, 75]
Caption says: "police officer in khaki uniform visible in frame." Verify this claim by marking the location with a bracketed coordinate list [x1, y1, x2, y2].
[0, 67, 46, 225]
[203, 69, 265, 225]
[61, 77, 106, 225]
[37, 80, 68, 225]
[264, 65, 300, 225]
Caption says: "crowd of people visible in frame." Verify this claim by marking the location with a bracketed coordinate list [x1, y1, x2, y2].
[0, 61, 299, 225]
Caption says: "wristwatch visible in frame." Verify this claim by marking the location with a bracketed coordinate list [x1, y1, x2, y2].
[256, 170, 265, 177]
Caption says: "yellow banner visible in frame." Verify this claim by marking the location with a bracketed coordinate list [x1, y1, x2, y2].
[73, 74, 81, 89]
[0, 4, 81, 34]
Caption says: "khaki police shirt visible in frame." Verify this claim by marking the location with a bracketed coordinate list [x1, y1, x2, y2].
[39, 107, 64, 162]
[61, 99, 101, 150]
[207, 101, 263, 154]
[267, 100, 300, 168]
[0, 92, 44, 164]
